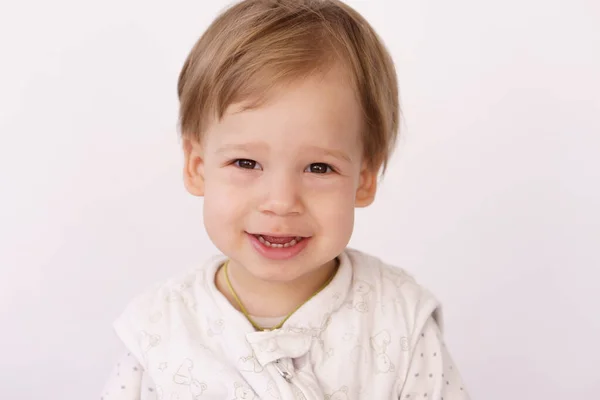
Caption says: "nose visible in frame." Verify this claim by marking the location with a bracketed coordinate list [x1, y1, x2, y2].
[258, 170, 304, 216]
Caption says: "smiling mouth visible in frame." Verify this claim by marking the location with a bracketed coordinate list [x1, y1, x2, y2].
[249, 233, 307, 248]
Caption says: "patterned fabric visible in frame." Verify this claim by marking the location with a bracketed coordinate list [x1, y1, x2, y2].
[105, 248, 470, 399]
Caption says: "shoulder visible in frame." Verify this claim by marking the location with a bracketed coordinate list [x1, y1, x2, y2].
[112, 254, 225, 364]
[118, 258, 211, 316]
[345, 248, 443, 334]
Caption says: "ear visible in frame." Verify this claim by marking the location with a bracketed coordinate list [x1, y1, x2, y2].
[355, 162, 378, 207]
[182, 137, 205, 197]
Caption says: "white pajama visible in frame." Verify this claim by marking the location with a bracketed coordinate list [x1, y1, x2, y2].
[102, 248, 470, 400]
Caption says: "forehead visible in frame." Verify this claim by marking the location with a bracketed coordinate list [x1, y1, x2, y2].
[205, 69, 364, 156]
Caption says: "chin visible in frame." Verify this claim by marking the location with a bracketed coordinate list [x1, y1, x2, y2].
[245, 255, 312, 281]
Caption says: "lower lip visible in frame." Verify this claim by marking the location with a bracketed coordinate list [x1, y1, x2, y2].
[247, 233, 310, 260]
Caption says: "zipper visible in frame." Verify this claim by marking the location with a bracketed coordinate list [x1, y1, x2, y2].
[273, 359, 314, 398]
[274, 359, 294, 382]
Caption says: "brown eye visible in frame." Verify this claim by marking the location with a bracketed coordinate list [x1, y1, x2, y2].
[306, 163, 332, 174]
[234, 159, 258, 169]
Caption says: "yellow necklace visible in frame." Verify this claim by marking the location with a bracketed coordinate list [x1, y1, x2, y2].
[223, 260, 337, 331]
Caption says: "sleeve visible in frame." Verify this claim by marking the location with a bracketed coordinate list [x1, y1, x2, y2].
[398, 316, 470, 400]
[100, 352, 157, 400]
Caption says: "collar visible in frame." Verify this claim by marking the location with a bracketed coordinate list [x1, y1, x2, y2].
[203, 250, 354, 363]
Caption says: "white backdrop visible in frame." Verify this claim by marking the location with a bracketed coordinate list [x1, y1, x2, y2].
[1, 0, 599, 398]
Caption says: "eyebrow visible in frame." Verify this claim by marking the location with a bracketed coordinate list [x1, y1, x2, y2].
[215, 142, 268, 154]
[215, 143, 353, 163]
[304, 146, 353, 163]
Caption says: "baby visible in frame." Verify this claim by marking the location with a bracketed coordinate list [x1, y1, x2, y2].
[101, 0, 470, 399]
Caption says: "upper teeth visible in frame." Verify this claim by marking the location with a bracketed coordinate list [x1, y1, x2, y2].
[257, 235, 303, 248]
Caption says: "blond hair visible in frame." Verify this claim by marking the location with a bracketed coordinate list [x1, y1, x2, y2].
[177, 0, 399, 173]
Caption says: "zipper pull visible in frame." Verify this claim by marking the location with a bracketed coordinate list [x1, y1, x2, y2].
[274, 359, 294, 382]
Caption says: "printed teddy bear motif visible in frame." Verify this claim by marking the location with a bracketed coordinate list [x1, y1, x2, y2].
[257, 337, 279, 353]
[370, 330, 391, 353]
[325, 386, 349, 400]
[164, 287, 186, 303]
[370, 330, 395, 373]
[190, 380, 208, 398]
[173, 358, 208, 398]
[172, 359, 195, 384]
[140, 331, 161, 354]
[207, 318, 225, 337]
[164, 281, 196, 309]
[287, 313, 331, 351]
[288, 313, 331, 340]
[346, 280, 372, 313]
[374, 353, 395, 374]
[238, 353, 264, 373]
[233, 382, 257, 400]
[382, 267, 407, 288]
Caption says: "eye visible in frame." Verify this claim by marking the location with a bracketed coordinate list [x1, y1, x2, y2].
[234, 159, 261, 170]
[305, 163, 333, 174]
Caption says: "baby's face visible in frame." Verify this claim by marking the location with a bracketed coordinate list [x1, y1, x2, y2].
[192, 67, 376, 283]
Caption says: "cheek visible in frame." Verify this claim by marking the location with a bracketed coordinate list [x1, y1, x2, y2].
[307, 179, 356, 236]
[204, 164, 254, 203]
[202, 174, 250, 234]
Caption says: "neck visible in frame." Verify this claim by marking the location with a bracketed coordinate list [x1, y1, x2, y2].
[215, 258, 338, 318]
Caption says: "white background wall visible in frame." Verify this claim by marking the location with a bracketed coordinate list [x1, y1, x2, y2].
[1, 0, 598, 398]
